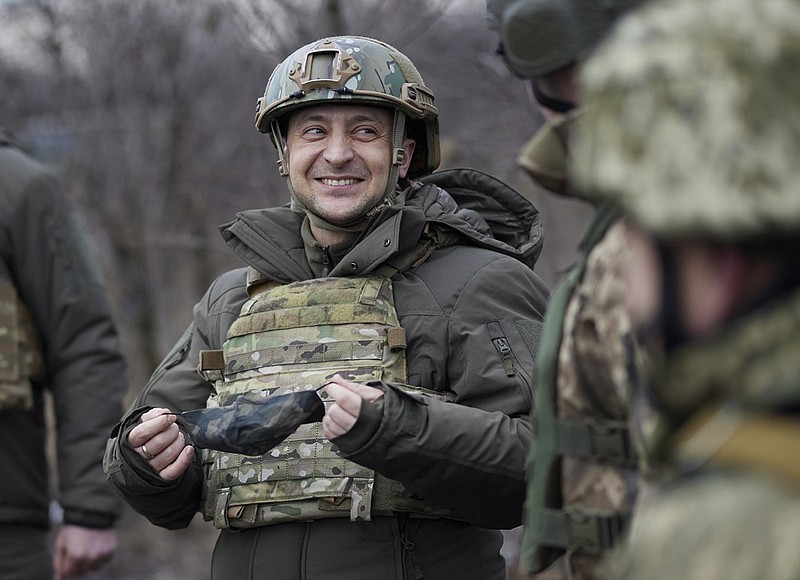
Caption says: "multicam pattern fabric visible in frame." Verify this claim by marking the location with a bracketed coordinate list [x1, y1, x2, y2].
[200, 275, 439, 529]
[256, 36, 435, 130]
[0, 279, 44, 411]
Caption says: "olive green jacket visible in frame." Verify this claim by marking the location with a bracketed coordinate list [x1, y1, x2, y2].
[104, 169, 548, 541]
[0, 130, 127, 529]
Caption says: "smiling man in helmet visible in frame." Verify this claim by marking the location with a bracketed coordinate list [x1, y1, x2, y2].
[103, 36, 549, 579]
[570, 0, 800, 577]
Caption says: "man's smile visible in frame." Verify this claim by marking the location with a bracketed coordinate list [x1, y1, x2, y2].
[319, 178, 362, 187]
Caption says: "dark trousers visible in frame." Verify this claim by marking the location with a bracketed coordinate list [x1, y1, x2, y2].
[212, 516, 505, 580]
[0, 524, 51, 580]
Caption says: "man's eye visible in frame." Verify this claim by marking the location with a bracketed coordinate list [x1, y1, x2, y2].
[303, 127, 325, 136]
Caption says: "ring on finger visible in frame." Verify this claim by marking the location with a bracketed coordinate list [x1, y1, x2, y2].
[141, 444, 155, 460]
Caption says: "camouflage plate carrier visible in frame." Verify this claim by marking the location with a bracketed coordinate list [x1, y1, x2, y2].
[197, 272, 453, 529]
[0, 279, 45, 411]
[521, 204, 640, 575]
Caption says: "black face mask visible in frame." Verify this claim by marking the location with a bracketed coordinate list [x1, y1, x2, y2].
[175, 390, 325, 457]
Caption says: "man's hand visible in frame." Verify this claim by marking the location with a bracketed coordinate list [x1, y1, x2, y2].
[127, 407, 194, 481]
[53, 525, 116, 580]
[321, 375, 384, 440]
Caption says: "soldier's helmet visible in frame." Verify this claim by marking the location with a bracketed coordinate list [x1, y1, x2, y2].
[255, 36, 440, 179]
[487, 0, 646, 78]
[573, 0, 800, 241]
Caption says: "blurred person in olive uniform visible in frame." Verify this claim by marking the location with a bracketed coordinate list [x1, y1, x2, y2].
[486, 1, 650, 578]
[0, 129, 128, 579]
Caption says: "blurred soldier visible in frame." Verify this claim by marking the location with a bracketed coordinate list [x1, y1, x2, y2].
[104, 36, 549, 579]
[486, 1, 649, 578]
[570, 0, 800, 576]
[0, 129, 128, 580]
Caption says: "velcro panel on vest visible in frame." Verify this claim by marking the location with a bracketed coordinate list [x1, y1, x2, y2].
[202, 276, 411, 528]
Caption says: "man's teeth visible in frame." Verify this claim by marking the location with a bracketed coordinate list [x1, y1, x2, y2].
[322, 178, 358, 186]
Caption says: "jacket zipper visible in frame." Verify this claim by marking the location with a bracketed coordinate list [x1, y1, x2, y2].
[487, 321, 516, 377]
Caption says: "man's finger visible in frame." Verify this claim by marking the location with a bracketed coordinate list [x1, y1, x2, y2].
[128, 412, 177, 447]
[326, 375, 384, 401]
[159, 445, 195, 481]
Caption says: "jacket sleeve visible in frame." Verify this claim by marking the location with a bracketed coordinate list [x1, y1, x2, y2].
[335, 255, 549, 529]
[8, 164, 128, 527]
[103, 270, 246, 529]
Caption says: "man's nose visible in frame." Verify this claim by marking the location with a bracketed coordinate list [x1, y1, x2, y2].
[322, 133, 355, 166]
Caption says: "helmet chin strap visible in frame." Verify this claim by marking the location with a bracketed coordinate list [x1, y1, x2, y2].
[269, 110, 408, 234]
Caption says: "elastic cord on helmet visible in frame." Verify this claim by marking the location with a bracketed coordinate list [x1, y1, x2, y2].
[270, 119, 289, 178]
[381, 109, 408, 205]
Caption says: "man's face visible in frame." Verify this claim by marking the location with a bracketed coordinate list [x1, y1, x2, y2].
[285, 104, 415, 226]
[625, 221, 736, 344]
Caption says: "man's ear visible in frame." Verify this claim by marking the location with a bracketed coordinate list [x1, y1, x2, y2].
[397, 138, 416, 179]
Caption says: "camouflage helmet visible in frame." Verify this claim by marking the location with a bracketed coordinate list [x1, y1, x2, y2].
[573, 0, 800, 241]
[255, 36, 440, 178]
[487, 0, 646, 78]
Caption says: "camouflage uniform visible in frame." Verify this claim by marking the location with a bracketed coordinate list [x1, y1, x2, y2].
[522, 207, 643, 579]
[487, 2, 648, 577]
[0, 129, 127, 579]
[104, 36, 549, 579]
[570, 0, 800, 577]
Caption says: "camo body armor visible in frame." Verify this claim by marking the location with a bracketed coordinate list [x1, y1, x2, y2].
[198, 274, 450, 529]
[0, 278, 45, 411]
